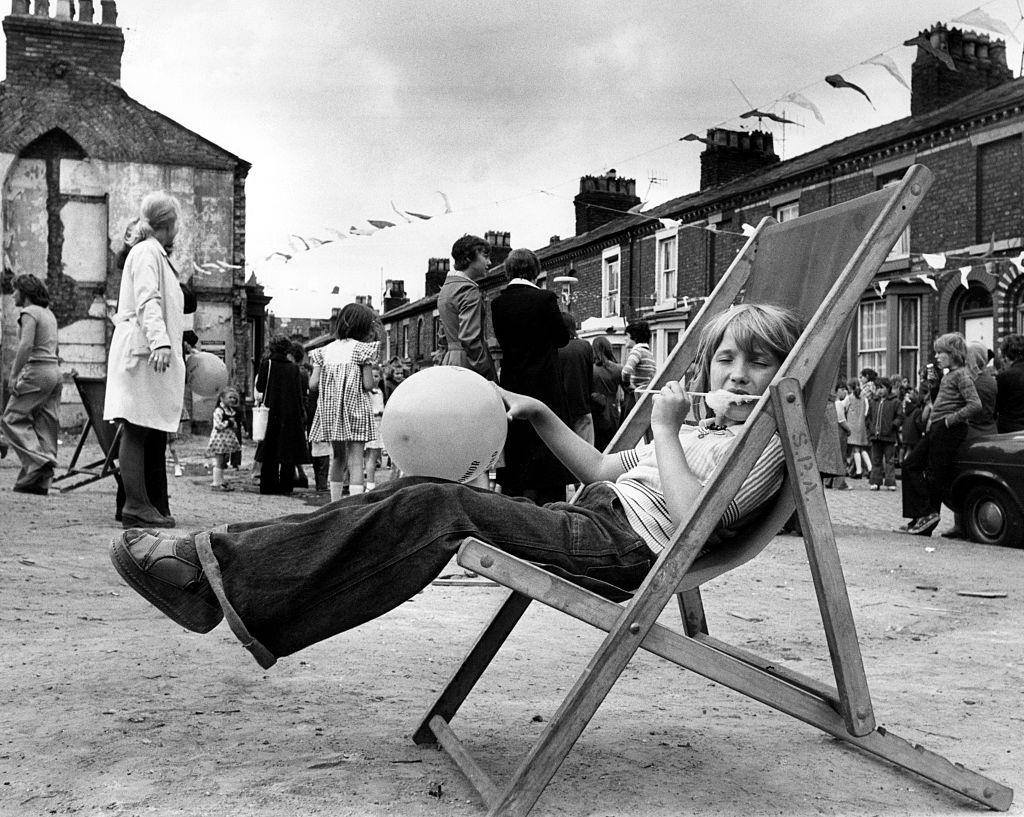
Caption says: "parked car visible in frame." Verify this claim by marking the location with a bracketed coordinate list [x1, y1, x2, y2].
[949, 431, 1024, 548]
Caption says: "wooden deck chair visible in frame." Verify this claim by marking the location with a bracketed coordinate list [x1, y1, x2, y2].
[414, 165, 1014, 816]
[52, 375, 121, 493]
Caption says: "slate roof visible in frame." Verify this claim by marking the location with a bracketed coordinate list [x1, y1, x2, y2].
[0, 61, 248, 170]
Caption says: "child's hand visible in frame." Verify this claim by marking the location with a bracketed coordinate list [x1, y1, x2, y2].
[649, 381, 691, 431]
[496, 386, 542, 421]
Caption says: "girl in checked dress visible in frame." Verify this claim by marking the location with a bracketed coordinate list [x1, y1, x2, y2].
[206, 387, 242, 491]
[308, 303, 381, 501]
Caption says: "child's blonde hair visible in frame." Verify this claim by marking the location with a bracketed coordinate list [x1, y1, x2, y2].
[217, 386, 239, 407]
[693, 303, 804, 391]
[933, 332, 967, 368]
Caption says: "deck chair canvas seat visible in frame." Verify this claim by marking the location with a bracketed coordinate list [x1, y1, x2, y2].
[413, 165, 1014, 816]
[51, 375, 121, 493]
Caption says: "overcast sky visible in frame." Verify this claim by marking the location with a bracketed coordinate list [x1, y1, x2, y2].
[8, 1, 1024, 315]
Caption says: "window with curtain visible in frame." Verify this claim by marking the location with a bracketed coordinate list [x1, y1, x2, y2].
[898, 296, 919, 383]
[858, 300, 887, 375]
[655, 229, 677, 303]
[602, 247, 620, 317]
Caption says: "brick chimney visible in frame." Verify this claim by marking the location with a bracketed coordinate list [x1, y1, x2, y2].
[382, 279, 408, 313]
[424, 258, 450, 297]
[4, 0, 124, 85]
[699, 129, 779, 190]
[910, 23, 1013, 117]
[484, 230, 511, 266]
[573, 170, 641, 236]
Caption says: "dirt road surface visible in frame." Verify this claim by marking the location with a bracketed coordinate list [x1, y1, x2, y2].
[1, 435, 1021, 816]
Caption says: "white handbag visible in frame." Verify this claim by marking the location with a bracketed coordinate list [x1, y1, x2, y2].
[252, 360, 271, 441]
[252, 404, 270, 442]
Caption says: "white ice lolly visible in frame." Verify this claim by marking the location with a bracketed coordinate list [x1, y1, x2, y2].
[701, 389, 759, 415]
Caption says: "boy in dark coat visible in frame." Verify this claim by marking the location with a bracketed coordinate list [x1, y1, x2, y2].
[866, 376, 903, 490]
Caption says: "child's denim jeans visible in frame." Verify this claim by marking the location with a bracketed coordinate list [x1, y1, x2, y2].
[209, 478, 656, 660]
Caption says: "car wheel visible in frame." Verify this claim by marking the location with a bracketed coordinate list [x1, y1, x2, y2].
[963, 484, 1024, 548]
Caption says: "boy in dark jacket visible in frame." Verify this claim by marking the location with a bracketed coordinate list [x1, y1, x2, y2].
[867, 376, 903, 490]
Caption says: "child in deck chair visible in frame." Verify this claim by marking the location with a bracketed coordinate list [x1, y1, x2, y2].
[110, 304, 801, 669]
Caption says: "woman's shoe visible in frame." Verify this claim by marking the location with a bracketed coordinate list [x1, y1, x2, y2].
[13, 484, 48, 495]
[121, 512, 176, 530]
[907, 513, 940, 536]
[210, 483, 233, 492]
[895, 519, 918, 533]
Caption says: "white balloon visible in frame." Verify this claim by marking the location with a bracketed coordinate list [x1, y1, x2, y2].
[381, 367, 507, 483]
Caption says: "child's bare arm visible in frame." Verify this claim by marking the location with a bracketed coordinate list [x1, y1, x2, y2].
[649, 383, 703, 527]
[498, 387, 625, 484]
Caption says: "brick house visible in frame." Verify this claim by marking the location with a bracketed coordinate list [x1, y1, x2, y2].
[0, 0, 262, 427]
[535, 22, 1024, 381]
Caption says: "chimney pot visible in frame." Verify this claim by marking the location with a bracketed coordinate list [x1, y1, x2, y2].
[549, 235, 561, 244]
[100, 0, 115, 25]
[55, 0, 71, 20]
[34, 0, 49, 15]
[11, 0, 30, 14]
[78, 0, 93, 22]
[910, 22, 1012, 116]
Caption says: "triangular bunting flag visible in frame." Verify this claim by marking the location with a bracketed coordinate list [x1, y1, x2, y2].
[741, 223, 757, 236]
[864, 54, 909, 89]
[825, 74, 874, 108]
[952, 8, 1017, 40]
[705, 223, 718, 233]
[916, 274, 938, 291]
[984, 261, 995, 276]
[959, 266, 972, 289]
[740, 109, 801, 126]
[785, 92, 825, 125]
[878, 280, 890, 296]
[904, 35, 957, 71]
[922, 252, 947, 270]
[1010, 252, 1024, 275]
[680, 133, 711, 144]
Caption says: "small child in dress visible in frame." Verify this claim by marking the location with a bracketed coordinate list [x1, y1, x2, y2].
[206, 387, 242, 491]
[307, 303, 381, 502]
[363, 365, 385, 491]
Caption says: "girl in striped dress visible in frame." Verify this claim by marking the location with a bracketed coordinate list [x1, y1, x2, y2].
[308, 303, 381, 501]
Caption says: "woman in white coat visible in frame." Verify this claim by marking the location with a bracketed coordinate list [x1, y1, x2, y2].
[103, 192, 185, 528]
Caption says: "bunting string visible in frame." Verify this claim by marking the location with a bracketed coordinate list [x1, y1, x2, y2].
[258, 0, 1024, 270]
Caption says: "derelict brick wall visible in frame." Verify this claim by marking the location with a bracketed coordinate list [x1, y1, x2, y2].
[572, 254, 604, 320]
[909, 142, 975, 252]
[677, 225, 708, 297]
[4, 15, 124, 84]
[977, 135, 1023, 242]
[637, 235, 655, 307]
[712, 229, 746, 285]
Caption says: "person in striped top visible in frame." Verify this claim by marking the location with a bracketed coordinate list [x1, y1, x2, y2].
[110, 304, 801, 668]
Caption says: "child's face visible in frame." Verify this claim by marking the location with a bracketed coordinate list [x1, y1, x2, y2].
[934, 348, 953, 369]
[709, 328, 782, 420]
[224, 390, 240, 408]
[836, 386, 848, 400]
[877, 384, 891, 398]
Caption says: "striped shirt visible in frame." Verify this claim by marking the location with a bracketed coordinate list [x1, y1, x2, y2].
[606, 425, 786, 554]
[622, 342, 657, 390]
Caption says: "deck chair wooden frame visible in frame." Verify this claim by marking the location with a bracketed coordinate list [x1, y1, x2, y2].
[52, 375, 121, 493]
[413, 165, 1013, 816]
